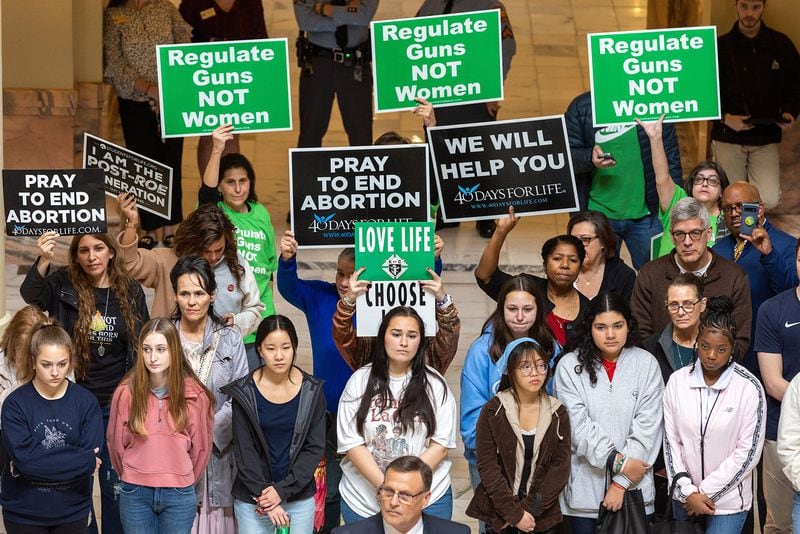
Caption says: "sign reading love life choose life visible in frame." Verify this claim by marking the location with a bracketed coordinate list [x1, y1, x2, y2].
[3, 169, 107, 237]
[428, 116, 579, 222]
[354, 221, 436, 337]
[371, 9, 503, 112]
[156, 38, 292, 137]
[588, 26, 720, 126]
[289, 144, 429, 248]
[83, 134, 173, 220]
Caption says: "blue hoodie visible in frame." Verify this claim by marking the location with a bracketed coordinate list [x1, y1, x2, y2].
[460, 328, 559, 464]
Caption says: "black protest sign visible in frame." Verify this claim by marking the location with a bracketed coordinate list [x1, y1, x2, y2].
[428, 116, 579, 221]
[289, 144, 430, 248]
[4, 169, 107, 237]
[83, 134, 173, 220]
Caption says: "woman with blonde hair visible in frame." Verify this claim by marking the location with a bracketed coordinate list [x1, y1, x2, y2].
[108, 318, 214, 534]
[0, 305, 50, 414]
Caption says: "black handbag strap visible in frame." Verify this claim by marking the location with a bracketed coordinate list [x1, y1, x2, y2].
[664, 471, 691, 520]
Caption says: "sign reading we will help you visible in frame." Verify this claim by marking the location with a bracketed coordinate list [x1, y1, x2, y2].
[157, 38, 292, 137]
[588, 26, 719, 126]
[428, 116, 579, 222]
[371, 10, 503, 112]
[354, 222, 436, 337]
[3, 169, 107, 237]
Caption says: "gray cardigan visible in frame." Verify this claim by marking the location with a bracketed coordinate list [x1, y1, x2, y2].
[174, 318, 249, 508]
[553, 346, 664, 517]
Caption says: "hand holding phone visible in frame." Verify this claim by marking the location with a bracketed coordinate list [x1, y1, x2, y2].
[739, 203, 759, 237]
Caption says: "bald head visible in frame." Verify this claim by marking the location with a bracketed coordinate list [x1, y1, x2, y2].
[722, 182, 764, 238]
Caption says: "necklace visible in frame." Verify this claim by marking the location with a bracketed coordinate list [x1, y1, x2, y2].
[90, 288, 111, 357]
[671, 338, 694, 368]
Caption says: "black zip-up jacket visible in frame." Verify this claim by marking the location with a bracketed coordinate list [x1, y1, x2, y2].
[565, 91, 683, 216]
[712, 22, 800, 146]
[221, 370, 326, 505]
[21, 258, 149, 405]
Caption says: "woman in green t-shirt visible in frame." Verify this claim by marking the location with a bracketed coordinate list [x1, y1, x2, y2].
[640, 117, 730, 259]
[199, 125, 278, 372]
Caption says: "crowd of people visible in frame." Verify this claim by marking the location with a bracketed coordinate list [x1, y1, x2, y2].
[1, 0, 799, 534]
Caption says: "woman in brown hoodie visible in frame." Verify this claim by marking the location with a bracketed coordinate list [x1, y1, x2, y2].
[467, 337, 571, 533]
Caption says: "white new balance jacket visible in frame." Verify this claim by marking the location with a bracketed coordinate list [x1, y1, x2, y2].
[778, 373, 800, 492]
[664, 363, 766, 514]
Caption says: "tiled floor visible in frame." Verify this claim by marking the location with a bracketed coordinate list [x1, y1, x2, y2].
[3, 0, 650, 531]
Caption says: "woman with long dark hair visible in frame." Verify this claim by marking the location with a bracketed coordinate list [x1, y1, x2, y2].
[664, 297, 765, 533]
[0, 320, 104, 534]
[108, 318, 215, 534]
[467, 338, 571, 533]
[21, 231, 149, 533]
[222, 315, 325, 534]
[553, 293, 664, 534]
[103, 0, 190, 247]
[170, 256, 249, 533]
[337, 307, 457, 524]
[460, 275, 558, 513]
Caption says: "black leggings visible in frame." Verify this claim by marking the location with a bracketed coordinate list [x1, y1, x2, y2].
[4, 517, 89, 534]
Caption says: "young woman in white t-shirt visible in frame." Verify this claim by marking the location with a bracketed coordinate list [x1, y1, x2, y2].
[337, 306, 457, 524]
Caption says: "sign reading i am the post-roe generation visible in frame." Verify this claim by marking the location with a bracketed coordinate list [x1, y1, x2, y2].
[371, 9, 503, 112]
[83, 134, 173, 220]
[588, 27, 719, 126]
[428, 116, 578, 222]
[289, 144, 429, 248]
[156, 38, 292, 137]
[3, 169, 107, 237]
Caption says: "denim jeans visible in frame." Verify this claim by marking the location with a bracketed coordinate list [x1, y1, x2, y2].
[465, 448, 486, 534]
[88, 403, 122, 534]
[118, 483, 196, 534]
[340, 486, 453, 524]
[791, 492, 800, 532]
[609, 214, 661, 270]
[673, 500, 747, 534]
[234, 496, 315, 534]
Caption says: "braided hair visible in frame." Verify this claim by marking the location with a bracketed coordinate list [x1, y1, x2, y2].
[690, 296, 738, 374]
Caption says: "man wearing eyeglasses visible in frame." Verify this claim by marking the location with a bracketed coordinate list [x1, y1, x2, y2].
[631, 197, 752, 356]
[332, 456, 469, 534]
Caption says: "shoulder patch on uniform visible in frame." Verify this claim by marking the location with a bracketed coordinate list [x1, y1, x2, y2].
[502, 27, 514, 40]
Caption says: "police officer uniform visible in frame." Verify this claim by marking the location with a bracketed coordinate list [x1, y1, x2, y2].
[294, 0, 379, 148]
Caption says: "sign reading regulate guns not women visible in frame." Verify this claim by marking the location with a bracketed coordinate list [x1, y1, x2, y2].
[157, 38, 292, 137]
[371, 10, 503, 112]
[588, 27, 720, 126]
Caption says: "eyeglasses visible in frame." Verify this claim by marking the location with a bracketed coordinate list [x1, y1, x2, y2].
[377, 486, 426, 505]
[721, 202, 757, 215]
[575, 235, 598, 246]
[517, 362, 549, 376]
[666, 299, 702, 314]
[671, 228, 707, 242]
[692, 175, 721, 187]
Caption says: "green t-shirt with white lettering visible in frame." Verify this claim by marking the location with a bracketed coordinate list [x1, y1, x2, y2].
[588, 125, 649, 220]
[219, 200, 277, 344]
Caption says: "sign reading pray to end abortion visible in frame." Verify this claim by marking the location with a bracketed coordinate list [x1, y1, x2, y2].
[289, 144, 429, 248]
[4, 169, 107, 236]
[157, 38, 292, 137]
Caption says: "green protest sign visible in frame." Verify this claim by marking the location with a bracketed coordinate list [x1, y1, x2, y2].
[156, 38, 292, 137]
[371, 10, 503, 113]
[588, 26, 719, 126]
[354, 222, 435, 281]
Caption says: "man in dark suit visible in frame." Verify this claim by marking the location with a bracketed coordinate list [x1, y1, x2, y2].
[332, 456, 470, 534]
